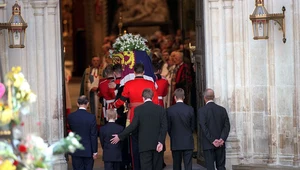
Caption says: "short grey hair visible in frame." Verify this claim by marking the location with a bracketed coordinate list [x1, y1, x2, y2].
[203, 88, 215, 100]
[77, 95, 89, 105]
[142, 88, 153, 99]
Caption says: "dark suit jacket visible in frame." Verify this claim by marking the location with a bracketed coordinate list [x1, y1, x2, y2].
[99, 122, 124, 162]
[198, 102, 230, 150]
[67, 109, 98, 157]
[119, 101, 167, 153]
[167, 102, 195, 150]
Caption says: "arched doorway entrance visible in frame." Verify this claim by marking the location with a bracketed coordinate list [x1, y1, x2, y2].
[61, 0, 207, 168]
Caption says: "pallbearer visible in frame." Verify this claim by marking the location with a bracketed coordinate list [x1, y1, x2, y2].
[113, 63, 158, 170]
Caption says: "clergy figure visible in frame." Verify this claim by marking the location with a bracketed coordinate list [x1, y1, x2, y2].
[80, 56, 105, 130]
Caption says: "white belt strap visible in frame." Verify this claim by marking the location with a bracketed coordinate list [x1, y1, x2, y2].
[106, 99, 115, 104]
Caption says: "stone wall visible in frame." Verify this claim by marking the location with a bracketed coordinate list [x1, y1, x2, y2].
[203, 0, 300, 168]
[0, 0, 66, 169]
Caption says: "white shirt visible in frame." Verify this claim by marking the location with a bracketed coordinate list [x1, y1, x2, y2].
[144, 98, 152, 103]
[206, 100, 214, 104]
[79, 107, 86, 110]
[176, 99, 184, 103]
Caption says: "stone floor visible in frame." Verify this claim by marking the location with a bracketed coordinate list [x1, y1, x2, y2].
[66, 77, 206, 170]
[232, 164, 300, 170]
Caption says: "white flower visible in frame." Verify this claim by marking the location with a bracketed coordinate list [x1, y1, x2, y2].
[19, 81, 30, 92]
[71, 138, 80, 147]
[112, 34, 149, 52]
[68, 145, 76, 153]
[28, 93, 37, 103]
[69, 132, 75, 137]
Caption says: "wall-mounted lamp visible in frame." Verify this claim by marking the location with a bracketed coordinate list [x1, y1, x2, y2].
[249, 0, 286, 43]
[0, 2, 28, 48]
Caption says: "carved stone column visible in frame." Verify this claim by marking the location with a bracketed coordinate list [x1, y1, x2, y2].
[222, 0, 241, 167]
[292, 0, 300, 167]
[29, 1, 66, 169]
[0, 1, 7, 75]
[46, 1, 67, 169]
[203, 0, 241, 168]
[30, 0, 47, 139]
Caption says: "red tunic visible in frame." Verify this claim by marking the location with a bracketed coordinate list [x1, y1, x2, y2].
[98, 77, 115, 101]
[155, 75, 169, 107]
[114, 76, 159, 122]
[98, 77, 116, 119]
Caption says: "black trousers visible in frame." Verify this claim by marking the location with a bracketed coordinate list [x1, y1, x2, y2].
[139, 150, 163, 170]
[71, 156, 94, 170]
[130, 133, 141, 170]
[104, 161, 121, 170]
[203, 147, 226, 170]
[172, 150, 193, 170]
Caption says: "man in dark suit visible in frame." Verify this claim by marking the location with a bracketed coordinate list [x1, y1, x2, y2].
[100, 108, 124, 170]
[68, 95, 98, 170]
[198, 88, 230, 170]
[111, 88, 167, 170]
[167, 88, 195, 170]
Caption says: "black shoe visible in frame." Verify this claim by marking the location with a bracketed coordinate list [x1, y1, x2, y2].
[192, 151, 197, 158]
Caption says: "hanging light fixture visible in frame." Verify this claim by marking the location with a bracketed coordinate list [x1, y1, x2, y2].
[249, 0, 286, 43]
[0, 2, 28, 48]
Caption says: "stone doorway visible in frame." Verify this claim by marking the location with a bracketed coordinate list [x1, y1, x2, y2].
[194, 0, 206, 167]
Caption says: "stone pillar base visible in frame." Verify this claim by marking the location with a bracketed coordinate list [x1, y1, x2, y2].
[52, 155, 68, 170]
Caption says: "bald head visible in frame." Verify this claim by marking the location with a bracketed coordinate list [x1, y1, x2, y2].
[203, 88, 215, 102]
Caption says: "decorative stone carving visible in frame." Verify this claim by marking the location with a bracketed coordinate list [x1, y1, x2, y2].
[115, 0, 169, 24]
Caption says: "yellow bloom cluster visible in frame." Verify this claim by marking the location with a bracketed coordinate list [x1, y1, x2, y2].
[0, 66, 36, 125]
[0, 160, 16, 170]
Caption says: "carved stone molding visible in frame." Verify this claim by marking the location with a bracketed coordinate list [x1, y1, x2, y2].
[47, 1, 58, 8]
[30, 1, 47, 16]
[47, 1, 58, 15]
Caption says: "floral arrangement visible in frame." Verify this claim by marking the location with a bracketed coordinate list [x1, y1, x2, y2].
[0, 67, 84, 170]
[0, 132, 83, 170]
[110, 33, 150, 54]
[0, 67, 36, 125]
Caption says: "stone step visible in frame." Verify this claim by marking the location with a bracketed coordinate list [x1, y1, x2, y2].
[233, 164, 299, 170]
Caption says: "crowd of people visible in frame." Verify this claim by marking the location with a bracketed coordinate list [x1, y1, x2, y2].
[67, 30, 231, 170]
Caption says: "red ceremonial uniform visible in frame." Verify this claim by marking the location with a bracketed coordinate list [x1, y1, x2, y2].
[98, 77, 118, 119]
[155, 75, 169, 107]
[98, 77, 115, 100]
[114, 76, 159, 123]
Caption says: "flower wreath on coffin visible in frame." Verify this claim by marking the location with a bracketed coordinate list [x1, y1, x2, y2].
[110, 33, 157, 87]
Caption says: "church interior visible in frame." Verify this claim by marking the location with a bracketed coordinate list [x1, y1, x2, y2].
[61, 0, 202, 169]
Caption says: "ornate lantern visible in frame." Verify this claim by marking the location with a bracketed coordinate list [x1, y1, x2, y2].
[0, 2, 28, 48]
[249, 0, 286, 43]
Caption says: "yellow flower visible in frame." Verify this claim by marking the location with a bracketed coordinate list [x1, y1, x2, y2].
[11, 66, 21, 73]
[0, 108, 13, 125]
[0, 160, 16, 170]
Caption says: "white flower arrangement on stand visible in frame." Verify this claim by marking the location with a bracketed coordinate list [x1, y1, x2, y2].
[110, 33, 150, 55]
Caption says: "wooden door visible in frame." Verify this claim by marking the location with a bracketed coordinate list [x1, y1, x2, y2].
[194, 0, 206, 167]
